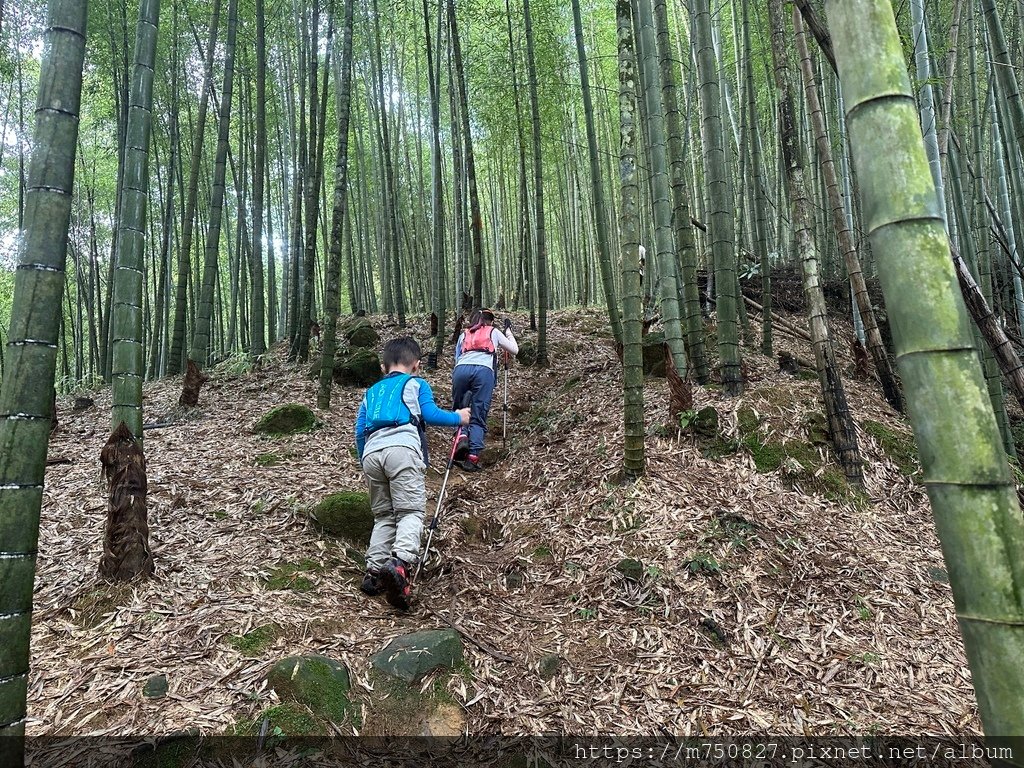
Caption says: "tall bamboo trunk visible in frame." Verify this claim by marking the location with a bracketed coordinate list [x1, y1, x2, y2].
[523, 0, 549, 364]
[831, 0, 1024, 749]
[617, 0, 644, 478]
[426, 0, 446, 362]
[572, 0, 622, 346]
[769, 0, 862, 485]
[180, 0, 239, 406]
[0, 3, 88, 761]
[317, 0, 356, 410]
[794, 13, 903, 413]
[692, 0, 742, 394]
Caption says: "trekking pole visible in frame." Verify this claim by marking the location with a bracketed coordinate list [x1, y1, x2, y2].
[416, 392, 473, 581]
[502, 350, 510, 448]
[416, 425, 463, 582]
[502, 318, 512, 448]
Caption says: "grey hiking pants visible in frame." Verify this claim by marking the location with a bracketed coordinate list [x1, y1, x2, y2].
[362, 445, 427, 571]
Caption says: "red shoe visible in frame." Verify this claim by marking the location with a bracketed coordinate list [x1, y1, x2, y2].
[381, 558, 412, 610]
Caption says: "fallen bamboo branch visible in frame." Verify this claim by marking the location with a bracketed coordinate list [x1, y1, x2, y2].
[426, 607, 516, 663]
[743, 296, 812, 342]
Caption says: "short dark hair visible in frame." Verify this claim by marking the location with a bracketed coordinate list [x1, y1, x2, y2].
[381, 336, 421, 370]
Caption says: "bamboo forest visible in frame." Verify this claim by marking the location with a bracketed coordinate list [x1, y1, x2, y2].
[3, 0, 1024, 764]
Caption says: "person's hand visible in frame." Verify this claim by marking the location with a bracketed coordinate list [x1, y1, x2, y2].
[504, 318, 512, 333]
[456, 407, 471, 425]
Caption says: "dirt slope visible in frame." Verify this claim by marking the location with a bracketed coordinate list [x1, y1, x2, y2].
[31, 309, 977, 737]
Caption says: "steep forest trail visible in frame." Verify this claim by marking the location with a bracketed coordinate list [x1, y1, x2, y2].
[33, 309, 978, 738]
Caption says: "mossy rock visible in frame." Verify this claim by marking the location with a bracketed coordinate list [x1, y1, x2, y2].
[316, 346, 382, 387]
[235, 702, 322, 738]
[642, 332, 667, 377]
[691, 406, 720, 439]
[459, 513, 503, 543]
[131, 735, 203, 767]
[516, 339, 538, 366]
[737, 407, 760, 438]
[266, 655, 352, 722]
[371, 629, 464, 684]
[615, 558, 644, 581]
[341, 316, 380, 348]
[70, 581, 133, 629]
[255, 452, 281, 467]
[143, 674, 168, 699]
[537, 653, 562, 681]
[310, 492, 373, 545]
[254, 403, 316, 436]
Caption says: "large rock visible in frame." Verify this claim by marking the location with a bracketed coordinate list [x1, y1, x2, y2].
[371, 629, 464, 683]
[266, 655, 352, 721]
[310, 492, 373, 545]
[642, 332, 667, 377]
[341, 316, 379, 348]
[329, 347, 382, 387]
[254, 403, 316, 436]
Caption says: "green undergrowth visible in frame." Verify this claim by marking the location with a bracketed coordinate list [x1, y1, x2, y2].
[360, 667, 468, 736]
[263, 559, 325, 592]
[227, 624, 280, 656]
[863, 419, 918, 477]
[692, 406, 866, 507]
[233, 702, 323, 738]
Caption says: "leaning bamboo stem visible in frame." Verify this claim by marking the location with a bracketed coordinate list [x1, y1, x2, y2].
[831, 0, 1024, 748]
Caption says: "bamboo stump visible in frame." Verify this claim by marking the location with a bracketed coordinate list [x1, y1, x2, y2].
[178, 359, 209, 407]
[99, 423, 153, 580]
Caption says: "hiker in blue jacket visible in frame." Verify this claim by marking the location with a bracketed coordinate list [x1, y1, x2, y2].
[354, 336, 470, 610]
[452, 308, 518, 471]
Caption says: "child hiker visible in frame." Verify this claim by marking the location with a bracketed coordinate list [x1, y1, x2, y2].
[355, 336, 470, 610]
[452, 308, 518, 471]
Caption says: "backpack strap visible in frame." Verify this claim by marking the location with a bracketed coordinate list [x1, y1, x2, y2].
[363, 373, 415, 439]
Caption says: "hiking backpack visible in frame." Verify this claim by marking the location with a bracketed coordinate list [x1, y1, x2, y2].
[362, 373, 429, 460]
[462, 325, 495, 354]
[364, 373, 420, 434]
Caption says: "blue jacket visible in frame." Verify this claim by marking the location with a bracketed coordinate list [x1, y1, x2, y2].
[355, 373, 460, 461]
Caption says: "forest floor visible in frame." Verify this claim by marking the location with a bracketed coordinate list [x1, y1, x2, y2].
[30, 308, 979, 742]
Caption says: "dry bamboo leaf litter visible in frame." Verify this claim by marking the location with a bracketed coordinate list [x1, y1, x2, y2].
[30, 309, 979, 737]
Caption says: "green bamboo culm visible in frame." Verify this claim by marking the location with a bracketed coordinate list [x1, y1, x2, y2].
[0, 0, 88, 763]
[829, 0, 1024, 753]
[617, 0, 644, 478]
[111, 0, 161, 441]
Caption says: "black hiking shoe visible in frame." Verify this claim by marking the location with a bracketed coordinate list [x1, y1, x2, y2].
[360, 571, 383, 597]
[453, 433, 470, 463]
[460, 454, 482, 472]
[380, 558, 412, 611]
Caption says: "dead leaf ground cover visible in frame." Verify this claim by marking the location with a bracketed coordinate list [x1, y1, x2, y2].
[31, 309, 977, 738]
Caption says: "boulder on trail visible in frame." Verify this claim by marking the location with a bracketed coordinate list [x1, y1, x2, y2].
[340, 315, 379, 348]
[254, 403, 316, 436]
[371, 629, 464, 683]
[310, 492, 373, 545]
[266, 655, 352, 721]
[317, 346, 382, 387]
